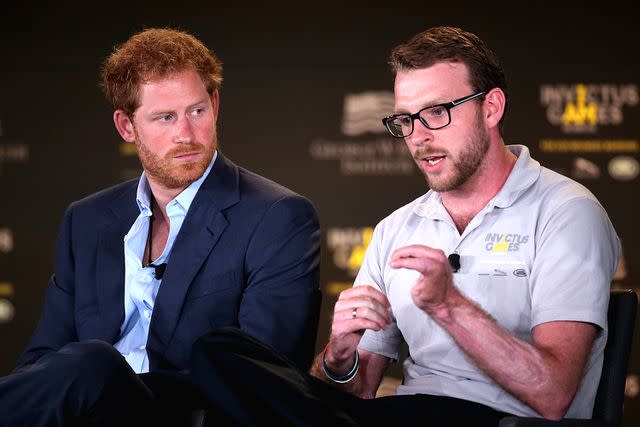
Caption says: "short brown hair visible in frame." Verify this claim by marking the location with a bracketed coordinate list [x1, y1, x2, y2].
[101, 27, 223, 115]
[390, 26, 507, 129]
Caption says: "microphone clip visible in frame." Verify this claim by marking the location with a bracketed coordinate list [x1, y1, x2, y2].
[448, 253, 460, 273]
[150, 263, 167, 280]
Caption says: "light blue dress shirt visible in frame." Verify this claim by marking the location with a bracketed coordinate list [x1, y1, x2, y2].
[113, 152, 217, 373]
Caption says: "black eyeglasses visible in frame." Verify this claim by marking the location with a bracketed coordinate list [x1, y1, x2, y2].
[382, 91, 486, 138]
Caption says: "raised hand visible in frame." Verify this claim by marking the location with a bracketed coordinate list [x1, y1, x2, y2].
[389, 245, 456, 313]
[327, 285, 391, 362]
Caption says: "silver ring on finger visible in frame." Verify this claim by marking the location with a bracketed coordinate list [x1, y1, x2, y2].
[352, 307, 357, 319]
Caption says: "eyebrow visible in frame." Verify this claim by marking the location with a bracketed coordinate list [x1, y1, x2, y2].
[394, 98, 448, 115]
[148, 99, 210, 117]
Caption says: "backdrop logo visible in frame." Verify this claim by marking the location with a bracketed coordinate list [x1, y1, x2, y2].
[309, 91, 416, 176]
[0, 282, 15, 324]
[0, 119, 30, 175]
[0, 299, 14, 323]
[540, 83, 638, 133]
[608, 156, 640, 181]
[0, 143, 29, 175]
[0, 228, 13, 253]
[341, 92, 394, 136]
[327, 227, 374, 277]
[572, 157, 601, 179]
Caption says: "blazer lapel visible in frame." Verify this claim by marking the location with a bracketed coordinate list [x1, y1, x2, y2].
[96, 184, 139, 343]
[149, 152, 241, 356]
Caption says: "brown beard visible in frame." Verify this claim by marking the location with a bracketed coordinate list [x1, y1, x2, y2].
[415, 111, 489, 192]
[135, 135, 217, 189]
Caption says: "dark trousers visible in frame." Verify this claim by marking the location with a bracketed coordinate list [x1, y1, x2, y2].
[0, 340, 207, 427]
[191, 327, 512, 427]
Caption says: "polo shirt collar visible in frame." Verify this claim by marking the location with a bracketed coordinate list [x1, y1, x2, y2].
[413, 144, 541, 219]
[492, 144, 540, 209]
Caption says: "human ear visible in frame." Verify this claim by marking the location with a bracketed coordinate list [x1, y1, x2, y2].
[211, 90, 220, 121]
[113, 110, 136, 143]
[483, 88, 506, 129]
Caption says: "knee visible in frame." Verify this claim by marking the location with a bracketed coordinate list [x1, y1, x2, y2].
[60, 340, 133, 387]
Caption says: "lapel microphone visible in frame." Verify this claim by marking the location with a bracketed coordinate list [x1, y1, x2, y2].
[448, 253, 461, 273]
[150, 263, 167, 280]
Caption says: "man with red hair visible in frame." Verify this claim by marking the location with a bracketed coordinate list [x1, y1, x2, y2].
[0, 27, 320, 426]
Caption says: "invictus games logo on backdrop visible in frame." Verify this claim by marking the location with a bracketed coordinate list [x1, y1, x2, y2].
[538, 83, 640, 181]
[325, 227, 374, 296]
[540, 84, 638, 133]
[309, 91, 415, 176]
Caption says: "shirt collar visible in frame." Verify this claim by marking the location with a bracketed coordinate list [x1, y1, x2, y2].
[135, 150, 218, 215]
[492, 144, 540, 208]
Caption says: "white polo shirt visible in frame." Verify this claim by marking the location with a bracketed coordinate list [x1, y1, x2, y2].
[356, 145, 620, 418]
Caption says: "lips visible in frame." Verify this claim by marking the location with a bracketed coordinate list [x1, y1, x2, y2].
[170, 144, 204, 160]
[414, 153, 447, 173]
[424, 155, 445, 165]
[174, 151, 200, 158]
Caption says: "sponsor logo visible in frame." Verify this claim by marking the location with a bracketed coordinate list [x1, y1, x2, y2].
[0, 143, 29, 175]
[0, 119, 30, 175]
[626, 374, 639, 399]
[572, 157, 601, 179]
[484, 233, 529, 252]
[513, 269, 528, 277]
[0, 228, 14, 253]
[608, 156, 639, 181]
[0, 298, 15, 323]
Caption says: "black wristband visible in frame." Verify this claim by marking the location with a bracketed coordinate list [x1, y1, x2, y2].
[321, 347, 359, 383]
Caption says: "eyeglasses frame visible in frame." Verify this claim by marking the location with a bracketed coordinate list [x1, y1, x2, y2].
[382, 91, 486, 138]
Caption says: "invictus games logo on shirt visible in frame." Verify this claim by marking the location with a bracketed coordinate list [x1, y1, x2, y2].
[485, 233, 529, 252]
[540, 84, 638, 134]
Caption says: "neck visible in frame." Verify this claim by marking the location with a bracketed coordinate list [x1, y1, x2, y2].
[146, 178, 186, 223]
[441, 141, 517, 233]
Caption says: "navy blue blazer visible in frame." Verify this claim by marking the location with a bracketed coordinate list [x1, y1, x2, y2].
[16, 152, 321, 371]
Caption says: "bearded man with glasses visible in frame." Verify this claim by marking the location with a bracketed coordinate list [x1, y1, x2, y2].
[189, 26, 620, 427]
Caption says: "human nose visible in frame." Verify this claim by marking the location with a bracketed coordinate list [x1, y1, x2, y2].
[174, 116, 194, 143]
[405, 118, 433, 147]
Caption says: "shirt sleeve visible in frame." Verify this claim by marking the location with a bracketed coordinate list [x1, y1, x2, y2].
[530, 196, 620, 330]
[354, 221, 404, 360]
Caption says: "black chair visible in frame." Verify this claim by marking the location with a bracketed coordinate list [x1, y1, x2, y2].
[499, 289, 638, 427]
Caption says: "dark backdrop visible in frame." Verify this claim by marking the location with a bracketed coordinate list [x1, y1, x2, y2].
[1, 3, 638, 424]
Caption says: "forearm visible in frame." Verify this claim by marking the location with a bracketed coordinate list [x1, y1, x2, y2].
[427, 291, 576, 419]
